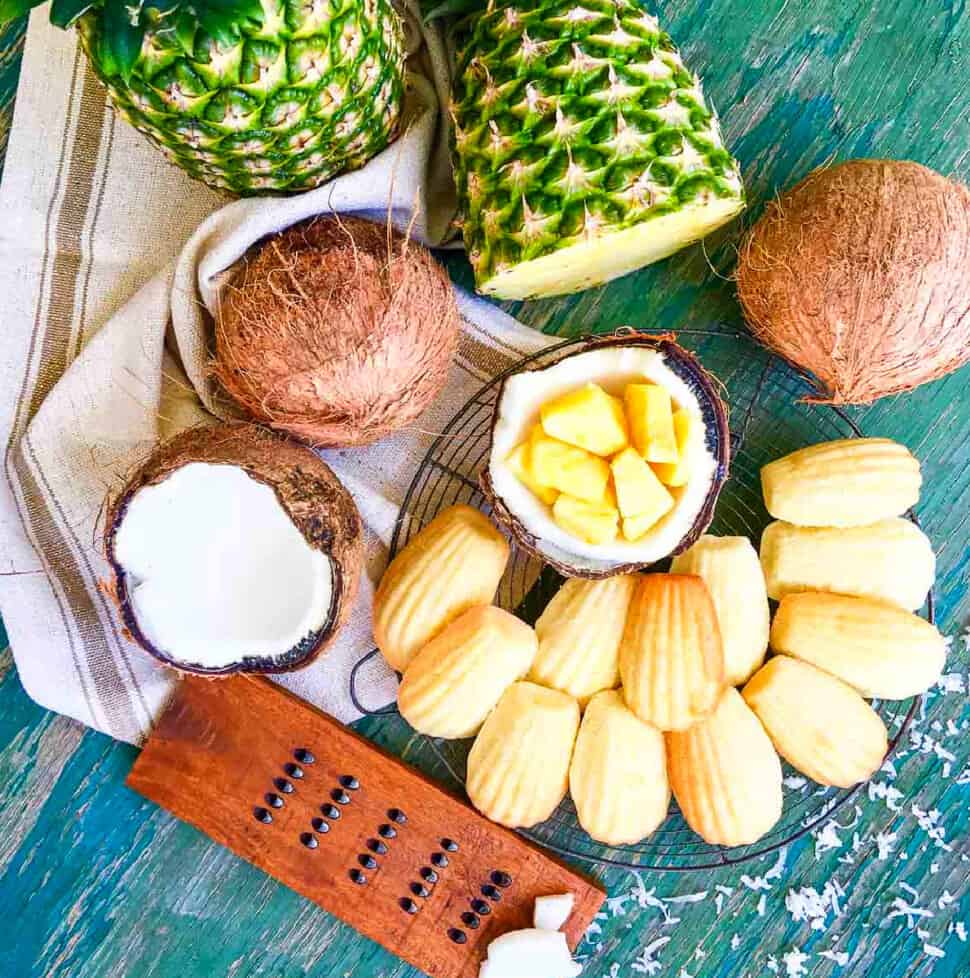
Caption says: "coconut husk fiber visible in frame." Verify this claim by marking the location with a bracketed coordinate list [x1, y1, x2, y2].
[212, 216, 461, 446]
[736, 159, 970, 404]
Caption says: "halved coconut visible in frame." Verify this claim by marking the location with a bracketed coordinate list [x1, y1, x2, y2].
[105, 424, 363, 676]
[482, 335, 729, 578]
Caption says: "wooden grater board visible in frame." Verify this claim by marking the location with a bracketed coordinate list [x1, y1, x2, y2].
[127, 676, 606, 978]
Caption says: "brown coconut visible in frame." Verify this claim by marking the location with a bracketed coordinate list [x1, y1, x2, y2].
[482, 333, 730, 580]
[212, 217, 461, 447]
[736, 159, 970, 404]
[104, 423, 363, 676]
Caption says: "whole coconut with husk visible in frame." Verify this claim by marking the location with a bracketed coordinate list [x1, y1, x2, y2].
[736, 159, 970, 404]
[212, 217, 461, 447]
[105, 423, 363, 677]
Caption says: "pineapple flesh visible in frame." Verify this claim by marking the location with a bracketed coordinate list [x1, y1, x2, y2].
[77, 0, 406, 195]
[450, 0, 744, 298]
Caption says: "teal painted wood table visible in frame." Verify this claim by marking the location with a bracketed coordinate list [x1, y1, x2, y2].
[1, 2, 969, 976]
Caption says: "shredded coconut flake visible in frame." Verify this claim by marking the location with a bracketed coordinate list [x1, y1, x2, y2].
[936, 672, 966, 694]
[938, 891, 955, 909]
[818, 949, 850, 966]
[785, 881, 844, 932]
[667, 891, 708, 905]
[874, 831, 896, 860]
[631, 937, 670, 975]
[781, 947, 810, 977]
[813, 820, 844, 856]
[868, 781, 904, 812]
[885, 896, 935, 929]
[912, 805, 953, 851]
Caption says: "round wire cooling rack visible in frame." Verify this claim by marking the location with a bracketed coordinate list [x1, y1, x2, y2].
[350, 327, 928, 872]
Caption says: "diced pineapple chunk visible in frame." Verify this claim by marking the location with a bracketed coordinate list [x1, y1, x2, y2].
[553, 495, 619, 544]
[506, 441, 559, 505]
[530, 428, 610, 502]
[610, 448, 675, 520]
[622, 513, 662, 541]
[652, 409, 700, 487]
[624, 383, 678, 463]
[540, 383, 628, 456]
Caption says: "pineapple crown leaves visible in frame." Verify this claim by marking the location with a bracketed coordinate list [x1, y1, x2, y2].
[0, 0, 265, 80]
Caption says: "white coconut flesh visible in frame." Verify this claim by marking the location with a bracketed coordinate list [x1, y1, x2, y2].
[479, 929, 582, 978]
[489, 347, 718, 572]
[113, 462, 334, 670]
[481, 195, 744, 300]
[533, 892, 575, 931]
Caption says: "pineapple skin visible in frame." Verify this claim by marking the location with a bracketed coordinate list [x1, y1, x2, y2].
[78, 0, 405, 195]
[450, 0, 744, 297]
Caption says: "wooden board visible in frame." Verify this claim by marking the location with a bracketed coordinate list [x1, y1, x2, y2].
[126, 675, 605, 978]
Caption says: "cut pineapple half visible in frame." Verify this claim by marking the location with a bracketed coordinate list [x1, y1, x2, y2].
[480, 197, 745, 300]
[486, 339, 726, 577]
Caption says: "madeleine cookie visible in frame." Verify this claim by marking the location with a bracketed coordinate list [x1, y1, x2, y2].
[530, 576, 637, 703]
[670, 535, 769, 685]
[743, 656, 888, 788]
[398, 606, 537, 739]
[667, 688, 782, 846]
[374, 505, 509, 671]
[467, 682, 580, 828]
[771, 592, 946, 698]
[569, 690, 669, 845]
[619, 574, 725, 731]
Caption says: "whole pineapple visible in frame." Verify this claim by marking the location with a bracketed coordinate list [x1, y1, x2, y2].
[443, 0, 744, 298]
[2, 0, 406, 195]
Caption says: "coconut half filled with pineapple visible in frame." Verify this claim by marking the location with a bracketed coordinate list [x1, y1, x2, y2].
[105, 424, 363, 676]
[483, 335, 729, 578]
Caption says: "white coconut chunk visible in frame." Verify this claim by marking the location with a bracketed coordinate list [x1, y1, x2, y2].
[479, 928, 582, 978]
[534, 893, 575, 931]
[114, 462, 333, 669]
[489, 347, 717, 567]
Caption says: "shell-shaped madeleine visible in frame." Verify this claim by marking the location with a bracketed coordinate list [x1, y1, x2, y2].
[530, 576, 637, 702]
[760, 437, 922, 528]
[743, 656, 888, 788]
[619, 574, 725, 731]
[759, 518, 934, 612]
[770, 592, 946, 699]
[374, 505, 510, 672]
[569, 690, 669, 845]
[398, 606, 537, 739]
[466, 681, 580, 828]
[667, 688, 783, 846]
[670, 535, 769, 685]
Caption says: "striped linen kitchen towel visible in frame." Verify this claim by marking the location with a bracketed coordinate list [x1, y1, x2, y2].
[0, 5, 551, 745]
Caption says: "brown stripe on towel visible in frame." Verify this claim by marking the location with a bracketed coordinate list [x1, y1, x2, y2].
[4, 55, 146, 740]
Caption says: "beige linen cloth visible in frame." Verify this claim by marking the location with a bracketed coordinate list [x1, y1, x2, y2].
[0, 4, 550, 745]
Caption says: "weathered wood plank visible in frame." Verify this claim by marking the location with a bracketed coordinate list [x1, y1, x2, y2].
[1, 0, 969, 976]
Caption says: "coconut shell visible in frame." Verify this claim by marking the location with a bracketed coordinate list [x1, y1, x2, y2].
[212, 217, 461, 447]
[737, 159, 970, 404]
[104, 423, 364, 676]
[481, 333, 730, 580]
